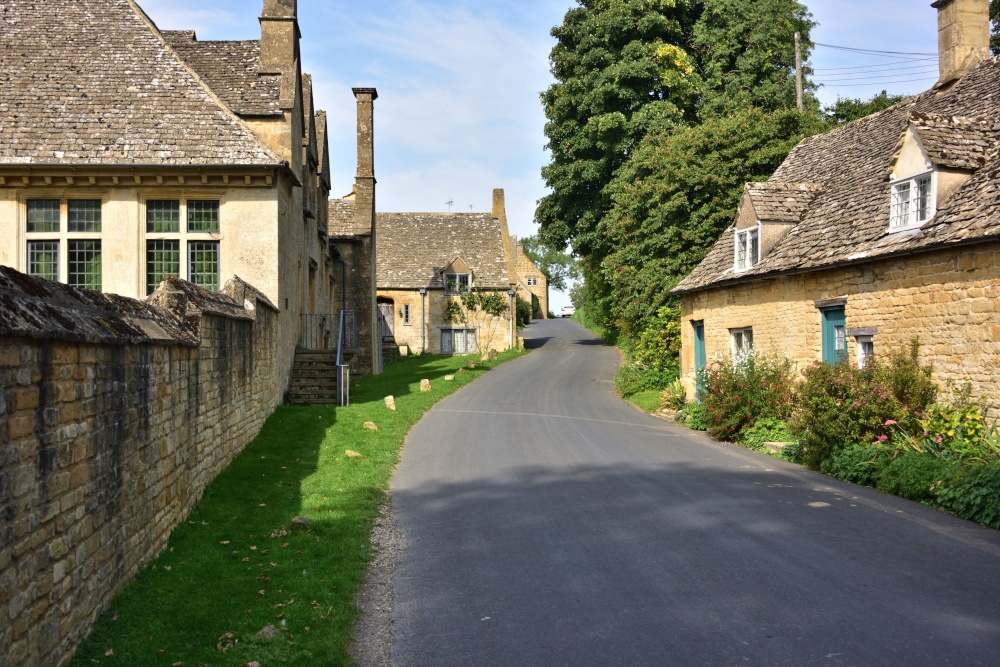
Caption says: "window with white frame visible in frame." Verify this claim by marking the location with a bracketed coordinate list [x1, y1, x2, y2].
[403, 303, 411, 325]
[856, 336, 874, 369]
[24, 198, 103, 290]
[730, 327, 753, 357]
[527, 276, 538, 286]
[734, 228, 760, 271]
[441, 328, 477, 354]
[145, 199, 220, 294]
[444, 273, 471, 295]
[890, 172, 934, 230]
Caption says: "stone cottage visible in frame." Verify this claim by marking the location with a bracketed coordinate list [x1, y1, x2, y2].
[513, 238, 549, 319]
[0, 0, 375, 390]
[366, 189, 520, 355]
[671, 0, 999, 409]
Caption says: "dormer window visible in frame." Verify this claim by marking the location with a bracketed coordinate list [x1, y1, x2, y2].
[734, 227, 759, 272]
[445, 273, 471, 295]
[890, 171, 935, 231]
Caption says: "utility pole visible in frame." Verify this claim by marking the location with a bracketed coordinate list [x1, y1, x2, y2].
[794, 31, 804, 112]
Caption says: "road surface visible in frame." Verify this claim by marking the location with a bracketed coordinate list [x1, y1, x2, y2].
[388, 318, 1000, 666]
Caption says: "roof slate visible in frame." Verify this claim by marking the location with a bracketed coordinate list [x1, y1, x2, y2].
[746, 182, 824, 223]
[673, 56, 1000, 295]
[376, 213, 512, 290]
[0, 0, 280, 166]
[328, 197, 369, 237]
[162, 31, 282, 117]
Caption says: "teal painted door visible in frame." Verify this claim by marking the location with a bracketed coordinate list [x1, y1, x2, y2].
[821, 307, 847, 365]
[693, 321, 706, 399]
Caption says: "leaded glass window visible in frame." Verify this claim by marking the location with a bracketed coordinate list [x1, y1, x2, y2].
[890, 173, 935, 229]
[147, 240, 180, 294]
[28, 241, 60, 281]
[735, 228, 760, 271]
[68, 200, 102, 232]
[27, 200, 60, 233]
[147, 200, 181, 233]
[68, 240, 102, 291]
[187, 200, 220, 233]
[188, 241, 220, 291]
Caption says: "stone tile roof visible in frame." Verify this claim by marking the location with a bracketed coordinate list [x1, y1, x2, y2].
[376, 213, 512, 290]
[673, 56, 1000, 295]
[893, 112, 993, 172]
[0, 0, 280, 165]
[745, 182, 824, 223]
[329, 197, 369, 237]
[163, 31, 282, 117]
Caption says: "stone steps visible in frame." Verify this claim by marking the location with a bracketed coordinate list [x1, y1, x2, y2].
[288, 348, 343, 406]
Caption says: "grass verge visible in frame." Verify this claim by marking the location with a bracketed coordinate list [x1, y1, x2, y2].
[70, 349, 526, 667]
[626, 390, 662, 414]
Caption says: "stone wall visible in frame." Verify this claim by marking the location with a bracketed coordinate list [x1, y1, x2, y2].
[679, 241, 1000, 414]
[0, 268, 281, 667]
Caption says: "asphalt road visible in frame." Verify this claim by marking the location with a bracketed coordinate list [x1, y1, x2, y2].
[389, 318, 1000, 666]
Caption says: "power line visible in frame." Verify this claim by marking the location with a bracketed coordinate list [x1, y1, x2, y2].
[814, 43, 939, 57]
[819, 76, 938, 88]
[813, 62, 938, 74]
[816, 68, 939, 83]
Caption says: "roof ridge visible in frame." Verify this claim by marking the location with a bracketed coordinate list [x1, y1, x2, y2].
[124, 0, 284, 165]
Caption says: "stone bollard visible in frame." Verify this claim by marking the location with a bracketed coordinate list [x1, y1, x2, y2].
[385, 395, 396, 411]
[420, 379, 431, 392]
[444, 375, 455, 381]
[363, 421, 378, 431]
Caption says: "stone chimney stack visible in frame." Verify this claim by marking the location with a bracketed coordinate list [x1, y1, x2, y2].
[492, 188, 506, 221]
[351, 88, 380, 374]
[932, 0, 990, 86]
[259, 0, 300, 70]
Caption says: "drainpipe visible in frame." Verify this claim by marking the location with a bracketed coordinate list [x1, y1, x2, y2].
[507, 289, 515, 351]
[418, 287, 427, 354]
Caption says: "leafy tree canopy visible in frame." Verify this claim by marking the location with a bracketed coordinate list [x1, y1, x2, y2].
[537, 0, 814, 256]
[519, 235, 580, 292]
[598, 107, 826, 338]
[992, 0, 999, 56]
[822, 90, 910, 126]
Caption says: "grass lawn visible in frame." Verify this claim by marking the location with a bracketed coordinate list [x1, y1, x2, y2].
[70, 349, 526, 667]
[626, 389, 662, 414]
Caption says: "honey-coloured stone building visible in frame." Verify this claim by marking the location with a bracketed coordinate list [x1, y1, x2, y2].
[672, 0, 1000, 410]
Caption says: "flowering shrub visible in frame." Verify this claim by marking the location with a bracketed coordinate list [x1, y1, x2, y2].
[699, 350, 795, 442]
[790, 340, 937, 469]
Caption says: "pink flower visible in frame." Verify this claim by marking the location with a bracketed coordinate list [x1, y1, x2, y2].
[884, 420, 897, 426]
[877, 435, 889, 442]
[936, 436, 943, 443]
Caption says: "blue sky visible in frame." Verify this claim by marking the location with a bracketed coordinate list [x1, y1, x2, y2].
[140, 0, 943, 309]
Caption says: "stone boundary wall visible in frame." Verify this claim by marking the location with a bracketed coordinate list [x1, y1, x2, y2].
[0, 268, 282, 667]
[679, 241, 1000, 416]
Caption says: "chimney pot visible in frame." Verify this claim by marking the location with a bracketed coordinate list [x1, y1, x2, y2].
[932, 0, 990, 85]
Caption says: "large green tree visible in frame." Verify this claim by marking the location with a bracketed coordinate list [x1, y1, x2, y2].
[599, 107, 826, 339]
[537, 0, 703, 258]
[537, 0, 814, 258]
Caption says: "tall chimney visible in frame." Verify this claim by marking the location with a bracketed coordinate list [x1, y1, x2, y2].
[352, 88, 380, 374]
[932, 0, 990, 85]
[259, 0, 300, 71]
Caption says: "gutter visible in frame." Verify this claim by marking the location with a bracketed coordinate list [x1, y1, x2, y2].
[0, 161, 301, 188]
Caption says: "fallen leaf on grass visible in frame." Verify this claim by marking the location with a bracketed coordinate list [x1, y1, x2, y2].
[250, 546, 258, 551]
[111, 615, 118, 621]
[270, 562, 278, 567]
[259, 503, 267, 507]
[104, 649, 114, 657]
[242, 558, 250, 563]
[346, 450, 363, 458]
[258, 590, 266, 595]
[281, 543, 290, 548]
[220, 541, 230, 545]
[311, 601, 321, 608]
